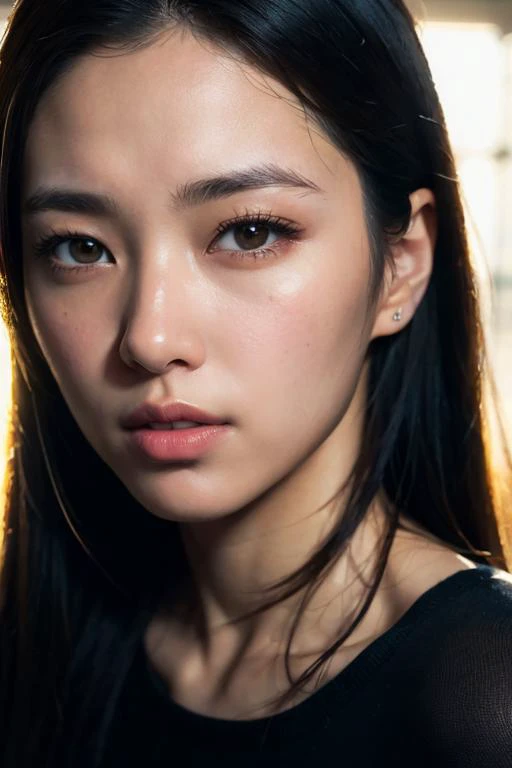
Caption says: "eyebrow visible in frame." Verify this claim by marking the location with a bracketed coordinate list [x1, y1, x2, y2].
[22, 163, 323, 218]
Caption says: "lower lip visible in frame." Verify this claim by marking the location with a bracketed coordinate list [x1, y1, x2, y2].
[127, 424, 230, 461]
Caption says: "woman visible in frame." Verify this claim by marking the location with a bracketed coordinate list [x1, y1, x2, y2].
[0, 0, 511, 765]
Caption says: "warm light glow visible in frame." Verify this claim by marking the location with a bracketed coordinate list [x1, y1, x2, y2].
[419, 21, 512, 440]
[420, 22, 503, 153]
[0, 20, 11, 516]
[0, 320, 11, 509]
[419, 22, 504, 276]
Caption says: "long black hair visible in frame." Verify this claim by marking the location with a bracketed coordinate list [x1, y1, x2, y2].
[0, 0, 510, 765]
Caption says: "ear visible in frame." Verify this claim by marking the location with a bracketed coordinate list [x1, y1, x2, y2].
[370, 188, 437, 340]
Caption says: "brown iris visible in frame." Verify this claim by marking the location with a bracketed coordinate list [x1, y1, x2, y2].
[233, 224, 270, 250]
[69, 238, 103, 263]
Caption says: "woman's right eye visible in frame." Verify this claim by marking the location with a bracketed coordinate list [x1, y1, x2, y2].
[55, 237, 110, 265]
[33, 233, 113, 272]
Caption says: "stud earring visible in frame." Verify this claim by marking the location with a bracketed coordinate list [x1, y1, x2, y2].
[392, 309, 402, 322]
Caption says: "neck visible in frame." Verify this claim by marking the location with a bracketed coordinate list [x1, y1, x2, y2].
[170, 376, 388, 657]
[178, 493, 388, 657]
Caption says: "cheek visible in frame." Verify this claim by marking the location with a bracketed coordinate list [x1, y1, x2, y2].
[24, 286, 103, 392]
[226, 257, 372, 426]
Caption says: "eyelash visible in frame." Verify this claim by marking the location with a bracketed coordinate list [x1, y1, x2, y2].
[31, 212, 304, 275]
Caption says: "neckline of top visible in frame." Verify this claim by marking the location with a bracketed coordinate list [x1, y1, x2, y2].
[140, 563, 500, 740]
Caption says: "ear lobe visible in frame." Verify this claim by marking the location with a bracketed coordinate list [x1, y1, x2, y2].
[370, 188, 437, 341]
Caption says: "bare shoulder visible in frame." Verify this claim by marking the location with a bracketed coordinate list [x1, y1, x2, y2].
[381, 513, 477, 622]
[336, 509, 479, 651]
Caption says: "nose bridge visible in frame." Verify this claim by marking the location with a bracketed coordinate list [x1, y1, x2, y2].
[119, 239, 204, 372]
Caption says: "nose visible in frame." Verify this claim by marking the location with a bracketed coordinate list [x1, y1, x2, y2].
[118, 252, 206, 374]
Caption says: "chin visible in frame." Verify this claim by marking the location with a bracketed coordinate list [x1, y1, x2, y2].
[124, 482, 242, 525]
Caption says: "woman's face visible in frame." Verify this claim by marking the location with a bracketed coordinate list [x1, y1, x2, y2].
[21, 29, 385, 523]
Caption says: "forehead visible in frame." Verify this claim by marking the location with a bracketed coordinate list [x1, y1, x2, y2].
[23, 28, 353, 201]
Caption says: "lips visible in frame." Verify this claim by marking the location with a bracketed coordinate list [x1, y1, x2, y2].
[146, 420, 203, 430]
[122, 401, 227, 430]
[127, 421, 230, 461]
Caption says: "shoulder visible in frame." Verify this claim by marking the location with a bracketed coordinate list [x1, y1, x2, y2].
[412, 565, 512, 765]
[382, 518, 486, 626]
[386, 517, 512, 623]
[383, 525, 512, 762]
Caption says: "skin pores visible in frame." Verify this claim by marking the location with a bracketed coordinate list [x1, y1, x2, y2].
[21, 30, 384, 603]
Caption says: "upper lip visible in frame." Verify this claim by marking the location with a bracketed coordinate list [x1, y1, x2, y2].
[122, 401, 227, 429]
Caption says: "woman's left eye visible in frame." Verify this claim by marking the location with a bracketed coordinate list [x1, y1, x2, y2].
[209, 215, 302, 259]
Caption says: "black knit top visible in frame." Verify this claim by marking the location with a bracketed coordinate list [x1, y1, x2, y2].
[102, 563, 512, 767]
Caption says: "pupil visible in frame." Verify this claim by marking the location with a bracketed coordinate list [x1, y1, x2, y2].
[234, 224, 269, 250]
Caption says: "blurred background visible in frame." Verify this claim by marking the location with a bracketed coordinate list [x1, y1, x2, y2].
[0, 0, 512, 501]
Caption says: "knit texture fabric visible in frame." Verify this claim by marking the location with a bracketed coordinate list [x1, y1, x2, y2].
[101, 564, 512, 767]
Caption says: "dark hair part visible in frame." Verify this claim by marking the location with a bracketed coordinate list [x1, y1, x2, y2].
[0, 0, 510, 765]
